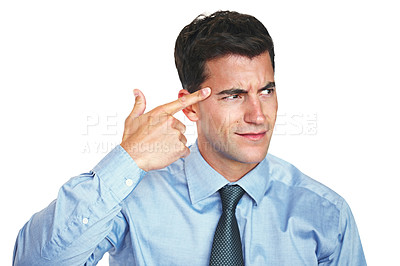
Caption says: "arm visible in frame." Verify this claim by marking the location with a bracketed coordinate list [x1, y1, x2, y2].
[320, 199, 367, 266]
[13, 88, 211, 265]
[13, 145, 146, 266]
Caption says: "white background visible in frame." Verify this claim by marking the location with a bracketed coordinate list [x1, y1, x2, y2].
[1, 0, 399, 265]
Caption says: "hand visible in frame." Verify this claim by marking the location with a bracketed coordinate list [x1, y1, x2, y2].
[121, 87, 211, 171]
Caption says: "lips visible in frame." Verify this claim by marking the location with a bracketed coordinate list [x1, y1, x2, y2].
[235, 131, 267, 141]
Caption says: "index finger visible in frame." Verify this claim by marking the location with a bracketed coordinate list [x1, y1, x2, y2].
[161, 87, 211, 114]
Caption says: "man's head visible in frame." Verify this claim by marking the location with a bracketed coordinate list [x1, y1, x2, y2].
[174, 10, 275, 93]
[175, 11, 277, 180]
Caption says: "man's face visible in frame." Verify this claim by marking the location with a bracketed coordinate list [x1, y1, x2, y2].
[194, 51, 277, 171]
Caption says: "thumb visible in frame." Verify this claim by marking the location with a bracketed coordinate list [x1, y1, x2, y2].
[129, 89, 146, 118]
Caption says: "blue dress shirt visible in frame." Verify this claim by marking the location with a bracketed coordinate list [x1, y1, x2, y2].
[13, 142, 366, 265]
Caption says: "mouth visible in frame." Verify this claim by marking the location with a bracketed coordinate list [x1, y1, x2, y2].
[235, 131, 267, 141]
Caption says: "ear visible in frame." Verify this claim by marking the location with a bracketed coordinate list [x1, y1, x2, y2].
[178, 89, 200, 122]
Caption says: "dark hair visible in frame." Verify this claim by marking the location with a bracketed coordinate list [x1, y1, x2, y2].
[174, 10, 275, 93]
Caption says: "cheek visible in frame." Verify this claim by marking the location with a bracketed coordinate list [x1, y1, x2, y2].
[209, 114, 229, 134]
[201, 110, 237, 136]
[262, 100, 278, 118]
[199, 100, 245, 134]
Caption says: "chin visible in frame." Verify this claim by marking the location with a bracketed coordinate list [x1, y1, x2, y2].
[231, 148, 269, 164]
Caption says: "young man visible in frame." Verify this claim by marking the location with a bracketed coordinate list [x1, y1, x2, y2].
[13, 11, 366, 265]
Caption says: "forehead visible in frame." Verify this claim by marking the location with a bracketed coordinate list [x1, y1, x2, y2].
[203, 52, 274, 91]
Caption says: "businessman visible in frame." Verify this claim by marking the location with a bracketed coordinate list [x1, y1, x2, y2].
[13, 11, 366, 265]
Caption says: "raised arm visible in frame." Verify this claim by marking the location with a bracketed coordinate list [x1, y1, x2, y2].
[13, 88, 211, 265]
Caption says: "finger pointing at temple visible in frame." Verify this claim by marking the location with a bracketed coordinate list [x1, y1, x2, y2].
[160, 87, 211, 115]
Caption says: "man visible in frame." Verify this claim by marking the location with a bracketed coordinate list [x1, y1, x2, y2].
[13, 11, 366, 265]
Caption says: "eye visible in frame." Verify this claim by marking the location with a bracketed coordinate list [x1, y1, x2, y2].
[260, 88, 274, 96]
[222, 94, 242, 101]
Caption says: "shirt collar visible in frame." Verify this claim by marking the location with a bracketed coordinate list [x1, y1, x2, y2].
[184, 140, 270, 206]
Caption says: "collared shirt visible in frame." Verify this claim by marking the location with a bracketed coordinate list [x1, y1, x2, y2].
[13, 142, 366, 265]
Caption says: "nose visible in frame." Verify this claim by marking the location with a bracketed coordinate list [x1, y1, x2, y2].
[243, 97, 266, 124]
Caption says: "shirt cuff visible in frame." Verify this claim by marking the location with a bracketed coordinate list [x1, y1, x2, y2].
[92, 145, 147, 201]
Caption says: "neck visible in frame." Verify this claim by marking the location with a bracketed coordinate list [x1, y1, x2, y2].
[197, 142, 258, 182]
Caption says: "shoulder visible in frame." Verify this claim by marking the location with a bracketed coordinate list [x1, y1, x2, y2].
[265, 153, 344, 208]
[264, 154, 349, 251]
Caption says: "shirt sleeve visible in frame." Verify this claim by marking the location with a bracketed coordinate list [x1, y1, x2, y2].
[320, 199, 367, 266]
[13, 145, 147, 266]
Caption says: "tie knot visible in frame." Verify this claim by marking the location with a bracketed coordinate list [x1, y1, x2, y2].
[219, 185, 245, 211]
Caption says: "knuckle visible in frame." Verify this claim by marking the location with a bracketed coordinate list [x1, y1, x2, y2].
[147, 115, 154, 124]
[135, 97, 144, 105]
[125, 116, 134, 125]
[173, 129, 181, 137]
[152, 106, 163, 115]
[167, 115, 175, 123]
[177, 96, 186, 107]
[181, 135, 187, 144]
[167, 116, 177, 127]
[179, 142, 186, 151]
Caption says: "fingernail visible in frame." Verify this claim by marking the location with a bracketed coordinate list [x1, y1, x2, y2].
[201, 87, 211, 97]
[134, 89, 139, 98]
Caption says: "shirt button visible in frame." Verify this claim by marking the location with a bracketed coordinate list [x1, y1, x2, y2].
[125, 179, 133, 187]
[82, 218, 89, 224]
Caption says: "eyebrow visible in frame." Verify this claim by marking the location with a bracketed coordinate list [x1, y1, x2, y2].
[216, 82, 275, 95]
